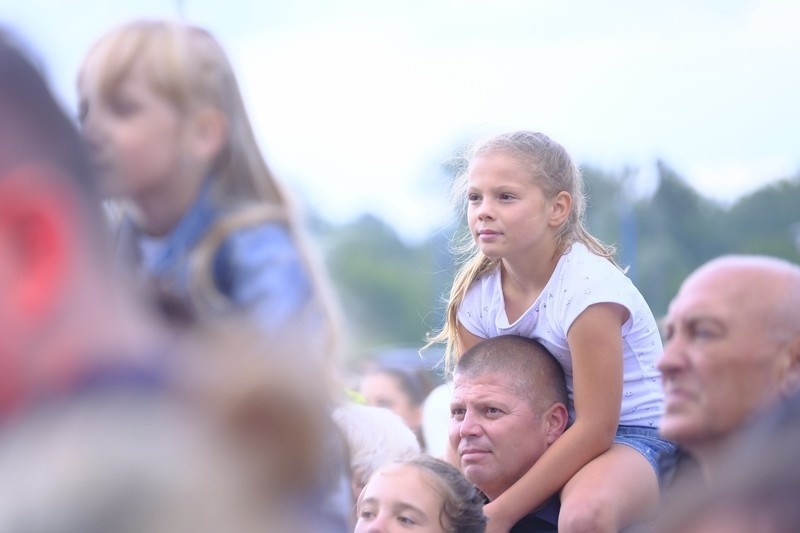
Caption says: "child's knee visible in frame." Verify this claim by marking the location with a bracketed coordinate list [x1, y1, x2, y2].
[559, 495, 617, 533]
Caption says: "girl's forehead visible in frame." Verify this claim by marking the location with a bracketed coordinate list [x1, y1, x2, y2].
[467, 153, 537, 183]
[378, 463, 439, 493]
[372, 463, 420, 486]
[80, 41, 140, 98]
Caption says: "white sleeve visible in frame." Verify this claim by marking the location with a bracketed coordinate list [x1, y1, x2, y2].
[456, 281, 488, 337]
[562, 271, 636, 333]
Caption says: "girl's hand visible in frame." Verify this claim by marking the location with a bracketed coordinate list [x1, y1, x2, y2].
[483, 501, 514, 533]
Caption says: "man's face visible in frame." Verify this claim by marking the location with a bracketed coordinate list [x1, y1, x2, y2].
[659, 264, 788, 451]
[449, 370, 552, 500]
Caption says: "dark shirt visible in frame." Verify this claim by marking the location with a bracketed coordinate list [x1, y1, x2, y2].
[509, 496, 560, 533]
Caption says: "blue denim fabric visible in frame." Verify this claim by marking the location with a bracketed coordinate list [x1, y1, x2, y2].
[614, 425, 680, 484]
[114, 177, 318, 332]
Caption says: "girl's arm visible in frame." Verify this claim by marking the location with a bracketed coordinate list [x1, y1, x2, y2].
[483, 302, 626, 532]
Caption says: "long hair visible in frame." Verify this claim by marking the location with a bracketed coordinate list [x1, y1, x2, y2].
[429, 131, 620, 371]
[79, 20, 341, 353]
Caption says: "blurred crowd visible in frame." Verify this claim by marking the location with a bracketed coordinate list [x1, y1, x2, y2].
[1, 18, 799, 533]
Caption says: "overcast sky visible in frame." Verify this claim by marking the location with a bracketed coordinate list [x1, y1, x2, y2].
[3, 0, 799, 242]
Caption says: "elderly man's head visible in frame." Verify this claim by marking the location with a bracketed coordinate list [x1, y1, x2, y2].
[659, 255, 800, 465]
[449, 335, 568, 500]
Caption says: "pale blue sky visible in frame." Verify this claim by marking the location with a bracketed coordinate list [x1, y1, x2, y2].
[3, 0, 799, 242]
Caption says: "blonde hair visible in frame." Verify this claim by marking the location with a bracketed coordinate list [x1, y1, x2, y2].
[80, 20, 340, 353]
[430, 131, 620, 371]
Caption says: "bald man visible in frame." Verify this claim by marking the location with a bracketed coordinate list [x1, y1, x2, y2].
[659, 254, 800, 481]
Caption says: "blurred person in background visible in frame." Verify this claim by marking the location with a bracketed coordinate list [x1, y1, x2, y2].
[0, 26, 171, 426]
[0, 29, 349, 532]
[359, 360, 438, 451]
[332, 402, 421, 524]
[658, 255, 800, 491]
[78, 18, 353, 529]
[77, 19, 339, 358]
[655, 390, 800, 533]
[421, 380, 455, 459]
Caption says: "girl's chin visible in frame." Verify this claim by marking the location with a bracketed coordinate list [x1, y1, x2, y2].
[476, 244, 502, 260]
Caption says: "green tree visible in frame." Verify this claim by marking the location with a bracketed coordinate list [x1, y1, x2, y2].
[319, 214, 442, 358]
[727, 174, 800, 259]
[633, 161, 730, 316]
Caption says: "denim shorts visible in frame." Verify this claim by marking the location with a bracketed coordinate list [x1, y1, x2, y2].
[613, 425, 680, 483]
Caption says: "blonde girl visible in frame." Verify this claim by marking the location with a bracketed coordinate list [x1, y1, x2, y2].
[432, 131, 677, 532]
[77, 20, 338, 354]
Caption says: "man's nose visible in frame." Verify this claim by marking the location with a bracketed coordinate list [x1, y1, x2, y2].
[459, 409, 482, 437]
[658, 331, 686, 376]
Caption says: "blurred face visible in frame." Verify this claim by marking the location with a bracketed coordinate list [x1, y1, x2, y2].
[355, 463, 447, 533]
[466, 152, 555, 261]
[449, 370, 553, 500]
[659, 264, 790, 453]
[360, 372, 422, 431]
[78, 58, 190, 200]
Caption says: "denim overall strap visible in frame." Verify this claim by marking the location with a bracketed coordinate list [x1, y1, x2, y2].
[146, 176, 219, 279]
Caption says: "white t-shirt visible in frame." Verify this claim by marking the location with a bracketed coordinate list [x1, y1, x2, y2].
[457, 243, 664, 427]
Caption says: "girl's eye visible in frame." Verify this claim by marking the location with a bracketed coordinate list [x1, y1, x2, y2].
[109, 95, 139, 117]
[398, 515, 417, 526]
[499, 193, 514, 200]
[467, 193, 480, 202]
[359, 509, 376, 520]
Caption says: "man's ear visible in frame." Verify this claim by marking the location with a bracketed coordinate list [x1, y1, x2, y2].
[0, 165, 74, 321]
[186, 107, 228, 165]
[549, 191, 572, 228]
[543, 402, 569, 444]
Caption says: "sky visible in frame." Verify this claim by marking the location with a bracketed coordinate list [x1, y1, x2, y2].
[3, 0, 799, 242]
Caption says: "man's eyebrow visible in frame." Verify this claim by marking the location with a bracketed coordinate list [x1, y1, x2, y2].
[666, 314, 730, 337]
[683, 314, 727, 327]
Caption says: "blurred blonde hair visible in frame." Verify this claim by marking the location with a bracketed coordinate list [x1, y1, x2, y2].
[79, 19, 340, 354]
[429, 131, 620, 372]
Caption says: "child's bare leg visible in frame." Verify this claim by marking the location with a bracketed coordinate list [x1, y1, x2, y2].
[558, 444, 659, 533]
